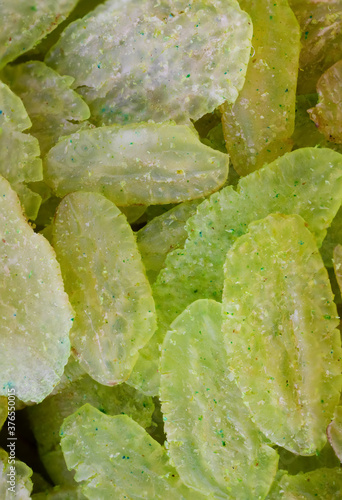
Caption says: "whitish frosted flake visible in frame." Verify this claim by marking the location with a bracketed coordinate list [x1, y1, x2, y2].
[2, 61, 91, 156]
[52, 192, 156, 385]
[44, 123, 229, 206]
[221, 0, 300, 175]
[308, 60, 342, 144]
[128, 148, 342, 396]
[137, 200, 201, 283]
[28, 377, 154, 486]
[327, 406, 342, 462]
[0, 449, 33, 499]
[0, 81, 43, 219]
[60, 404, 203, 499]
[0, 176, 73, 403]
[160, 299, 278, 499]
[222, 214, 342, 455]
[266, 468, 342, 499]
[45, 0, 252, 125]
[0, 0, 78, 69]
[289, 0, 342, 94]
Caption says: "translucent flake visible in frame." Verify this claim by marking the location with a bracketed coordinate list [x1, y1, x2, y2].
[222, 214, 342, 455]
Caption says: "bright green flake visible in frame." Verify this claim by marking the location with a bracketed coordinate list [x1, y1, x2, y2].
[128, 147, 342, 396]
[0, 0, 79, 69]
[2, 61, 91, 156]
[266, 468, 342, 499]
[45, 0, 252, 125]
[137, 200, 202, 283]
[222, 214, 342, 455]
[28, 376, 154, 486]
[44, 122, 228, 206]
[221, 0, 300, 175]
[60, 404, 204, 499]
[160, 299, 278, 499]
[288, 0, 342, 94]
[333, 244, 342, 294]
[52, 192, 156, 385]
[0, 81, 43, 219]
[0, 448, 33, 499]
[308, 59, 342, 145]
[327, 406, 342, 463]
[0, 175, 73, 403]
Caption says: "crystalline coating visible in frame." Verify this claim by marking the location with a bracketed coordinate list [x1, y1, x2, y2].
[28, 377, 154, 486]
[266, 468, 342, 499]
[327, 406, 342, 463]
[52, 192, 156, 385]
[0, 449, 33, 499]
[44, 122, 229, 206]
[2, 61, 91, 156]
[289, 0, 342, 95]
[222, 214, 342, 455]
[45, 0, 252, 125]
[60, 404, 203, 499]
[221, 0, 300, 175]
[128, 148, 342, 396]
[137, 200, 201, 283]
[0, 81, 43, 219]
[0, 0, 78, 69]
[160, 299, 278, 499]
[308, 59, 342, 144]
[0, 175, 73, 403]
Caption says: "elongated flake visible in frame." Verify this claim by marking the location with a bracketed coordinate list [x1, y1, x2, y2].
[2, 61, 91, 156]
[128, 148, 342, 396]
[0, 81, 43, 219]
[44, 123, 228, 206]
[160, 299, 278, 499]
[222, 214, 342, 455]
[308, 60, 342, 144]
[0, 176, 73, 403]
[52, 192, 156, 385]
[60, 404, 204, 499]
[45, 0, 252, 125]
[0, 0, 78, 69]
[221, 0, 300, 175]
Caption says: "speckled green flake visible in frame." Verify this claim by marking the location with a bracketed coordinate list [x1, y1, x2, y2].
[137, 200, 201, 283]
[266, 468, 342, 499]
[0, 175, 73, 403]
[222, 214, 342, 455]
[0, 449, 33, 499]
[327, 406, 342, 463]
[2, 61, 91, 156]
[28, 377, 154, 486]
[52, 192, 156, 385]
[60, 404, 203, 499]
[128, 148, 342, 396]
[221, 0, 300, 175]
[44, 122, 228, 206]
[308, 60, 342, 144]
[45, 0, 252, 125]
[0, 81, 43, 219]
[0, 0, 78, 69]
[160, 299, 278, 499]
